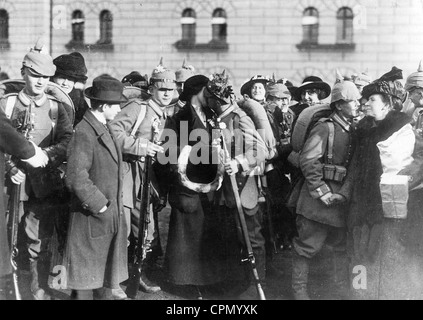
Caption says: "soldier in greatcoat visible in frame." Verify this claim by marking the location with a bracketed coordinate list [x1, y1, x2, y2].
[291, 78, 360, 300]
[109, 60, 175, 297]
[0, 44, 73, 300]
[0, 107, 49, 299]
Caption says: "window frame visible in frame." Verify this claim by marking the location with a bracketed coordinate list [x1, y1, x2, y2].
[302, 7, 319, 44]
[98, 10, 113, 45]
[181, 8, 196, 44]
[336, 7, 354, 44]
[212, 8, 228, 43]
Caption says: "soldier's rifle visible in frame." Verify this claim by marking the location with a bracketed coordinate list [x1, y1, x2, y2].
[125, 117, 161, 299]
[219, 124, 266, 301]
[8, 105, 34, 300]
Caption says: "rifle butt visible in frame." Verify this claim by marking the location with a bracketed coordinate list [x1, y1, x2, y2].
[125, 266, 141, 299]
[12, 272, 22, 300]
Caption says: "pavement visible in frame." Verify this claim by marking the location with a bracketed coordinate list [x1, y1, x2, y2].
[15, 205, 350, 301]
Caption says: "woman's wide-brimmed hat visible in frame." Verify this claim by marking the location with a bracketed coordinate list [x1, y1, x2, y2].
[240, 75, 270, 97]
[84, 74, 128, 103]
[292, 76, 331, 102]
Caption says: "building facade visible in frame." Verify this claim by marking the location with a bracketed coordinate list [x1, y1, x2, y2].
[0, 0, 422, 94]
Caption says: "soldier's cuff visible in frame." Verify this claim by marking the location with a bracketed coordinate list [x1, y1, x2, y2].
[234, 155, 250, 172]
[137, 138, 149, 157]
[81, 190, 108, 215]
[42, 147, 56, 162]
[310, 184, 331, 199]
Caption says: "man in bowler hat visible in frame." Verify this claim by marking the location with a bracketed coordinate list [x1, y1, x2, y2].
[65, 74, 128, 300]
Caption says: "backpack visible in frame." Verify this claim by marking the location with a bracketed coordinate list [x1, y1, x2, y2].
[287, 103, 332, 168]
[237, 98, 277, 160]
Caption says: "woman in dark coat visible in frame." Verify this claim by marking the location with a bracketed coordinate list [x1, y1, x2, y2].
[0, 108, 48, 299]
[347, 73, 423, 299]
[162, 75, 227, 298]
[64, 75, 128, 300]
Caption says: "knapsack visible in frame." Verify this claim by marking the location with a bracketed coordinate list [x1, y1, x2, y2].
[287, 102, 332, 168]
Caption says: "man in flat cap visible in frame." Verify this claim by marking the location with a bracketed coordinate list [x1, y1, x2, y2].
[109, 58, 174, 296]
[52, 52, 89, 126]
[0, 42, 73, 300]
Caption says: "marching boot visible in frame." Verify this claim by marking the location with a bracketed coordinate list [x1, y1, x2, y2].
[332, 252, 350, 300]
[238, 249, 267, 300]
[70, 290, 92, 300]
[291, 253, 311, 300]
[93, 288, 114, 300]
[111, 287, 128, 300]
[29, 260, 51, 300]
[139, 277, 161, 294]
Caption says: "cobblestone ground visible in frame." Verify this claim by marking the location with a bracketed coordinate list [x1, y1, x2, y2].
[16, 205, 350, 301]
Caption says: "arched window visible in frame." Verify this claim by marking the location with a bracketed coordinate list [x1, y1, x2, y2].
[302, 7, 319, 44]
[337, 7, 354, 43]
[212, 8, 227, 42]
[71, 10, 85, 43]
[181, 8, 196, 44]
[99, 10, 113, 44]
[0, 9, 9, 41]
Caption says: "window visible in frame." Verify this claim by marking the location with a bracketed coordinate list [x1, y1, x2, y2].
[302, 7, 319, 44]
[98, 10, 113, 44]
[181, 8, 196, 44]
[212, 8, 227, 42]
[337, 7, 354, 43]
[0, 9, 9, 42]
[71, 10, 85, 43]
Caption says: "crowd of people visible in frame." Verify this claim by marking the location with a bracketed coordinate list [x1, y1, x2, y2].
[1, 41, 423, 300]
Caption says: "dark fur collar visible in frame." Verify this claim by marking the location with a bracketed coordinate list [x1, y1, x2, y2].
[356, 111, 411, 142]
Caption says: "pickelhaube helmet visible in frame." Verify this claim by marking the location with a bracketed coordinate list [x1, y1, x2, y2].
[405, 61, 423, 91]
[331, 69, 361, 104]
[175, 59, 196, 83]
[22, 39, 56, 77]
[150, 58, 176, 90]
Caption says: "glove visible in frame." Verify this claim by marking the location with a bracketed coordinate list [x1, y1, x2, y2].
[22, 142, 49, 168]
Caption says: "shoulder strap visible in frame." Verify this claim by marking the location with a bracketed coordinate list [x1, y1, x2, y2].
[5, 95, 17, 119]
[326, 121, 335, 165]
[131, 103, 147, 137]
[50, 99, 59, 140]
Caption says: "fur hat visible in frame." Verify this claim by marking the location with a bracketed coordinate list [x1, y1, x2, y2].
[53, 52, 88, 82]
